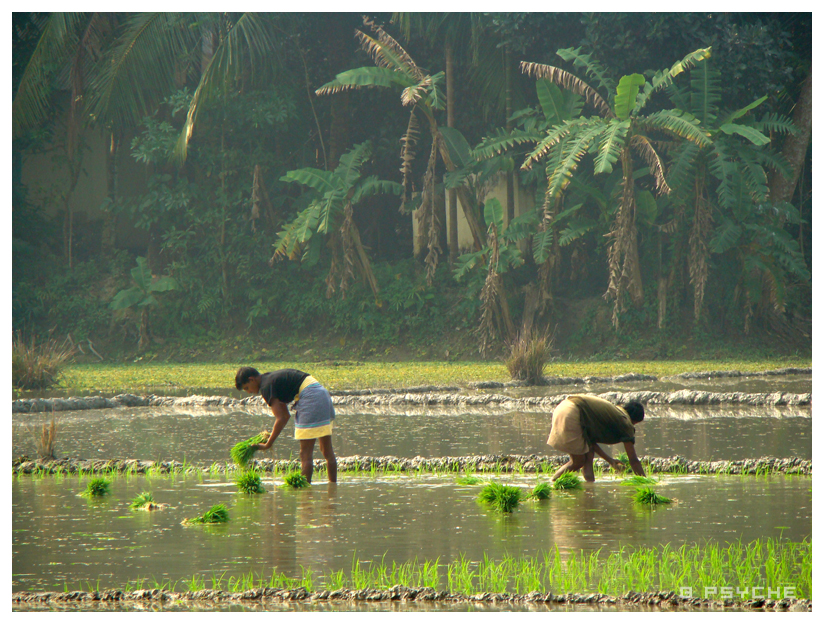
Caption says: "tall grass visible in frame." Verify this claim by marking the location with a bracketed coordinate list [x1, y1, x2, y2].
[504, 329, 553, 384]
[12, 331, 75, 390]
[24, 414, 60, 459]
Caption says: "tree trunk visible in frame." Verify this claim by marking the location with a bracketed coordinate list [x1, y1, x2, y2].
[504, 45, 515, 226]
[769, 67, 812, 205]
[446, 41, 458, 263]
[101, 130, 120, 256]
[328, 91, 350, 171]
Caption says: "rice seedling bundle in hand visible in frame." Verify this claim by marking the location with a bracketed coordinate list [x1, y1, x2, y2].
[183, 503, 230, 525]
[477, 482, 523, 513]
[530, 482, 552, 500]
[236, 470, 265, 494]
[81, 477, 111, 497]
[633, 486, 672, 505]
[230, 432, 267, 468]
[283, 470, 310, 489]
[552, 472, 583, 491]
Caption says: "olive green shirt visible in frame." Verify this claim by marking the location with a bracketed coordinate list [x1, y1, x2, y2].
[567, 395, 635, 446]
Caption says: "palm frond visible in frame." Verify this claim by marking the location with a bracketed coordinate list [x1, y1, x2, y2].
[473, 127, 542, 160]
[333, 140, 372, 188]
[718, 95, 767, 126]
[555, 47, 616, 97]
[399, 109, 420, 212]
[545, 122, 605, 199]
[536, 79, 582, 124]
[753, 112, 798, 136]
[719, 122, 770, 147]
[357, 17, 424, 81]
[593, 119, 630, 174]
[13, 12, 89, 138]
[280, 167, 337, 194]
[316, 66, 411, 96]
[735, 145, 770, 203]
[689, 58, 721, 126]
[614, 74, 645, 120]
[666, 142, 700, 193]
[629, 135, 671, 195]
[273, 205, 320, 261]
[754, 148, 793, 181]
[351, 176, 403, 204]
[522, 117, 595, 169]
[635, 47, 712, 112]
[521, 61, 613, 118]
[559, 218, 598, 245]
[639, 109, 712, 147]
[173, 13, 279, 163]
[709, 218, 742, 254]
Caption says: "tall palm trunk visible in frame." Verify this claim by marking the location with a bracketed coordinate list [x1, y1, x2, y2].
[446, 40, 458, 263]
[504, 45, 515, 225]
[769, 68, 812, 206]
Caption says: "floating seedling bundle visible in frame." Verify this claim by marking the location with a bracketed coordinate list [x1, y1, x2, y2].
[633, 486, 672, 505]
[530, 482, 552, 500]
[282, 470, 310, 489]
[553, 472, 583, 491]
[478, 482, 523, 513]
[622, 475, 658, 486]
[129, 492, 154, 509]
[81, 477, 111, 497]
[183, 503, 230, 525]
[236, 470, 265, 494]
[230, 432, 268, 468]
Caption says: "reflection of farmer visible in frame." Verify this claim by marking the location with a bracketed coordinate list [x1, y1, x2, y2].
[235, 367, 337, 483]
[548, 395, 646, 482]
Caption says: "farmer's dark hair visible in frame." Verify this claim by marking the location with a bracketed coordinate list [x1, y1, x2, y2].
[235, 366, 260, 390]
[623, 400, 645, 424]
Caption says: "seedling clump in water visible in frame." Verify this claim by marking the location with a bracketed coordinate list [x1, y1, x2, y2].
[129, 492, 154, 509]
[283, 470, 310, 489]
[530, 482, 552, 500]
[623, 475, 658, 487]
[456, 474, 483, 486]
[478, 482, 523, 513]
[183, 503, 230, 525]
[230, 432, 267, 468]
[633, 487, 672, 505]
[553, 472, 583, 491]
[81, 477, 111, 497]
[236, 470, 265, 494]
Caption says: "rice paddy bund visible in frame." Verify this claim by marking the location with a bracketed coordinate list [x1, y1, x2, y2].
[11, 366, 813, 611]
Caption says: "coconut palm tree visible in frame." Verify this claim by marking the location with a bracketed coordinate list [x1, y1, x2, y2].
[515, 46, 713, 327]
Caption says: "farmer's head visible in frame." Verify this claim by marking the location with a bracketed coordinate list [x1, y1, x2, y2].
[623, 401, 645, 424]
[235, 366, 261, 393]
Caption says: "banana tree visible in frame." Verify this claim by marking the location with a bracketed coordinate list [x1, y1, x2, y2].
[315, 16, 487, 284]
[110, 256, 178, 351]
[665, 58, 803, 323]
[516, 46, 713, 328]
[273, 141, 401, 300]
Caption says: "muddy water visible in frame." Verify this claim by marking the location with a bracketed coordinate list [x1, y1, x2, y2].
[12, 473, 811, 594]
[12, 405, 812, 463]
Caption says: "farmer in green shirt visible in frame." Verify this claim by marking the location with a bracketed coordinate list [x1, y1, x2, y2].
[547, 394, 646, 482]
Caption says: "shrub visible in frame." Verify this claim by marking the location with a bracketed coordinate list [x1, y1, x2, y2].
[12, 331, 75, 390]
[477, 482, 523, 513]
[504, 329, 553, 384]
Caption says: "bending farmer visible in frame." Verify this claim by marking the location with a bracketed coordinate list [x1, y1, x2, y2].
[235, 366, 337, 483]
[547, 394, 646, 482]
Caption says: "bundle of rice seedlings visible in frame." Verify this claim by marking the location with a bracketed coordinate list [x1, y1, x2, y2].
[81, 477, 111, 497]
[183, 503, 230, 525]
[129, 492, 155, 509]
[456, 475, 483, 486]
[282, 470, 310, 489]
[529, 482, 552, 500]
[622, 475, 658, 486]
[477, 482, 523, 513]
[633, 487, 672, 505]
[236, 470, 265, 494]
[552, 472, 583, 491]
[230, 432, 268, 468]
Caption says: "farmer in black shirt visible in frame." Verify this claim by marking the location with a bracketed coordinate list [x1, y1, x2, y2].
[235, 366, 337, 483]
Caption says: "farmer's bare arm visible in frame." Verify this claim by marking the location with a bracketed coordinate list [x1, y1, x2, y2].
[255, 401, 291, 450]
[623, 441, 646, 477]
[593, 443, 623, 471]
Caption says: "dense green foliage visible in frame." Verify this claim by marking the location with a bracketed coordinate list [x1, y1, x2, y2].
[11, 13, 810, 361]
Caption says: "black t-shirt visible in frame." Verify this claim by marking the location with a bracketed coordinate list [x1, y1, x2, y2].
[259, 369, 309, 406]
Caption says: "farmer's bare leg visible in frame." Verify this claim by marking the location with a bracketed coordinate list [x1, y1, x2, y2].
[299, 438, 316, 483]
[582, 449, 596, 482]
[318, 435, 337, 483]
[553, 453, 587, 481]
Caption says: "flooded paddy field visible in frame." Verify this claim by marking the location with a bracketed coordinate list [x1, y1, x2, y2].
[12, 471, 811, 596]
[12, 403, 812, 463]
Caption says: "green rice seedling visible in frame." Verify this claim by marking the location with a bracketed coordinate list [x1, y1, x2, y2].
[282, 470, 310, 489]
[235, 469, 265, 494]
[129, 491, 155, 509]
[477, 481, 523, 513]
[622, 475, 658, 486]
[552, 471, 583, 491]
[456, 474, 483, 486]
[530, 482, 552, 500]
[633, 486, 672, 505]
[81, 477, 111, 497]
[183, 503, 229, 525]
[230, 432, 267, 468]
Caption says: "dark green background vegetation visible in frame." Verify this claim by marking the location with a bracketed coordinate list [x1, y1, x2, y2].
[12, 12, 811, 364]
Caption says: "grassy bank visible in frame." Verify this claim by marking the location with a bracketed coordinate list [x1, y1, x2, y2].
[40, 357, 813, 396]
